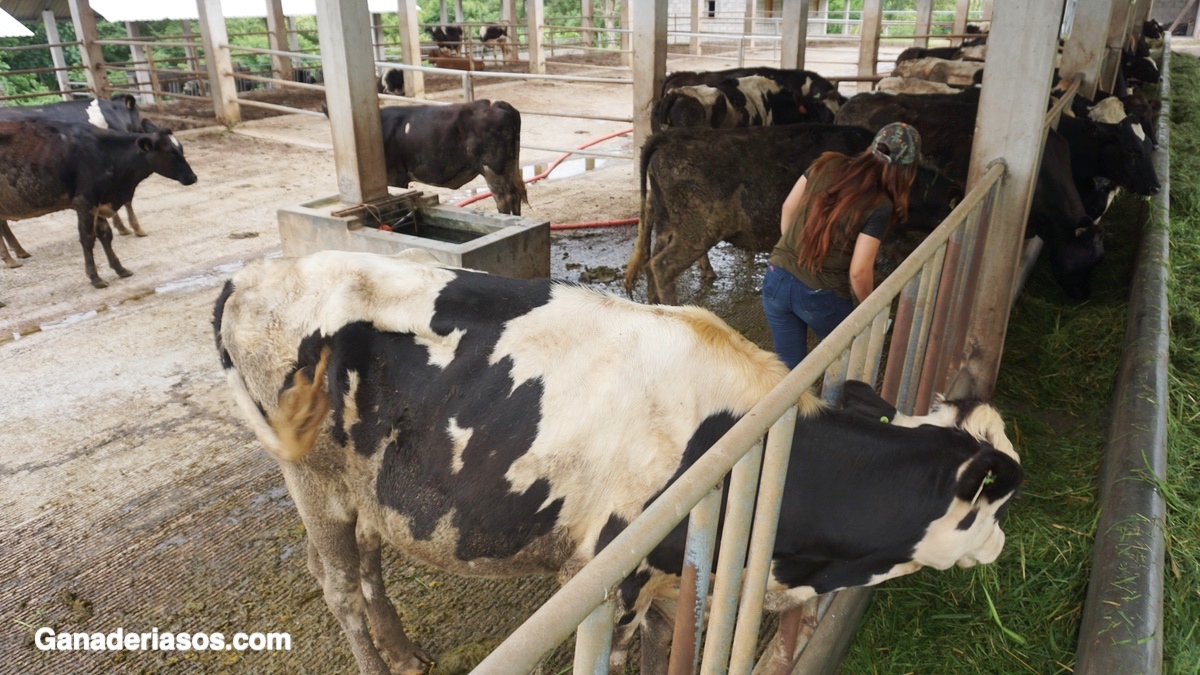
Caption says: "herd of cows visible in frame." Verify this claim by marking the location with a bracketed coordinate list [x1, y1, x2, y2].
[1, 22, 1166, 673]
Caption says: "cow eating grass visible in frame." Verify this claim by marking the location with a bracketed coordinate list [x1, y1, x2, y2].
[216, 249, 1021, 674]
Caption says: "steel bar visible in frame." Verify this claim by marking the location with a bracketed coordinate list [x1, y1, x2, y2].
[1075, 33, 1170, 673]
[517, 144, 632, 159]
[476, 164, 1003, 675]
[863, 309, 890, 387]
[821, 348, 851, 404]
[669, 486, 724, 675]
[915, 228, 967, 413]
[95, 39, 201, 49]
[0, 40, 81, 51]
[727, 408, 798, 673]
[899, 246, 947, 411]
[234, 72, 326, 91]
[699, 440, 764, 673]
[573, 600, 616, 675]
[0, 89, 82, 101]
[881, 275, 919, 403]
[789, 587, 875, 672]
[235, 98, 329, 117]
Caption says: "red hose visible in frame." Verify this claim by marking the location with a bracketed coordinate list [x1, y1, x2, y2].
[453, 127, 634, 209]
[550, 217, 638, 230]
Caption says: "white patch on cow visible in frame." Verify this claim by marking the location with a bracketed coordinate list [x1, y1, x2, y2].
[866, 560, 923, 585]
[1088, 96, 1127, 125]
[1144, 56, 1158, 71]
[342, 370, 361, 429]
[86, 99, 108, 129]
[762, 571, 818, 611]
[892, 396, 1017, 463]
[877, 76, 959, 95]
[737, 76, 779, 127]
[910, 485, 1012, 570]
[892, 57, 983, 86]
[800, 76, 812, 96]
[414, 328, 464, 368]
[957, 44, 986, 62]
[446, 417, 474, 474]
[169, 134, 181, 150]
[492, 286, 791, 536]
[1130, 121, 1147, 142]
[677, 84, 727, 126]
[404, 122, 411, 134]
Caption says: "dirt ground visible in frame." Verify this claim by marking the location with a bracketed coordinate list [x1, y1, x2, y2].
[0, 44, 900, 674]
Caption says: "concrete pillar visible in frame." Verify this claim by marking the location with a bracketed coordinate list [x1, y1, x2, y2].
[455, 0, 464, 22]
[982, 0, 995, 22]
[1102, 1, 1134, 91]
[690, 0, 701, 54]
[632, 0, 667, 151]
[955, 0, 1067, 397]
[583, 0, 594, 47]
[781, 0, 810, 69]
[745, 0, 756, 37]
[196, 0, 240, 123]
[914, 0, 933, 47]
[1061, 0, 1118, 100]
[67, 0, 109, 97]
[266, 0, 295, 82]
[397, 0, 426, 97]
[126, 22, 154, 104]
[314, 0, 389, 205]
[620, 0, 631, 67]
[842, 0, 851, 34]
[441, 0, 449, 25]
[42, 11, 73, 101]
[528, 0, 546, 73]
[503, 0, 516, 24]
[180, 19, 201, 75]
[856, 0, 882, 92]
[951, 0, 971, 45]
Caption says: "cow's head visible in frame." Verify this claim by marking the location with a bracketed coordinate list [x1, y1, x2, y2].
[903, 165, 964, 233]
[1097, 116, 1159, 196]
[1047, 218, 1106, 301]
[138, 129, 197, 186]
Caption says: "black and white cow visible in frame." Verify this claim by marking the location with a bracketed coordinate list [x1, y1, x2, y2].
[0, 94, 168, 236]
[653, 75, 834, 131]
[0, 120, 197, 286]
[375, 100, 527, 215]
[428, 25, 465, 55]
[379, 68, 405, 95]
[626, 124, 962, 304]
[215, 249, 1022, 675]
[661, 67, 848, 120]
[479, 24, 514, 61]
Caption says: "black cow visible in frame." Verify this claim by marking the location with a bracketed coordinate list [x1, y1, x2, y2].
[428, 25, 465, 55]
[0, 120, 197, 286]
[835, 89, 1158, 299]
[215, 248, 1021, 674]
[1122, 48, 1160, 85]
[478, 24, 514, 61]
[0, 95, 165, 237]
[1143, 20, 1165, 40]
[624, 124, 962, 305]
[354, 100, 527, 215]
[653, 75, 834, 132]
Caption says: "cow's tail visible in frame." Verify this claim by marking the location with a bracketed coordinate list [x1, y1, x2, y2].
[214, 282, 331, 463]
[624, 133, 660, 296]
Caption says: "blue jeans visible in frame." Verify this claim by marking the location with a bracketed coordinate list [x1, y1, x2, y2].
[761, 264, 855, 369]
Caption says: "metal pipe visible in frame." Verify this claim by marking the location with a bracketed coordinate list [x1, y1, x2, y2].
[573, 601, 616, 674]
[699, 440, 764, 673]
[899, 245, 947, 411]
[727, 408, 798, 673]
[669, 487, 724, 675]
[234, 98, 328, 117]
[1075, 33, 1170, 673]
[881, 276, 918, 402]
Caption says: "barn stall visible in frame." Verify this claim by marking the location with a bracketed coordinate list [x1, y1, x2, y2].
[0, 0, 1184, 672]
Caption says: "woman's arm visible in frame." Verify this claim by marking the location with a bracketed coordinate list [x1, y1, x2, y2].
[779, 175, 808, 235]
[849, 233, 882, 303]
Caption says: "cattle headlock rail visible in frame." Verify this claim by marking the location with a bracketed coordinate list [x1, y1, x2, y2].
[475, 160, 1009, 674]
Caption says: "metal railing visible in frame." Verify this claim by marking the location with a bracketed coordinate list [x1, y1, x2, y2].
[476, 161, 1008, 673]
[0, 40, 87, 105]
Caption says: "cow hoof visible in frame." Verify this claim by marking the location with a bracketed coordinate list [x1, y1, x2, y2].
[91, 278, 109, 289]
[116, 268, 134, 278]
[4, 259, 21, 269]
[116, 229, 131, 236]
[134, 230, 148, 237]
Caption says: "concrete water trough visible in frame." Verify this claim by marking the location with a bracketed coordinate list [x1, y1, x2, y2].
[278, 190, 551, 278]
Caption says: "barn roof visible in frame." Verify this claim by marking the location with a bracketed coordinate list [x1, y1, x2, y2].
[0, 0, 82, 22]
[0, 5, 33, 35]
[89, 0, 403, 22]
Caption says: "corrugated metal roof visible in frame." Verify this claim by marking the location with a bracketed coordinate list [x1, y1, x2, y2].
[89, 0, 403, 22]
[0, 5, 33, 35]
[0, 0, 81, 22]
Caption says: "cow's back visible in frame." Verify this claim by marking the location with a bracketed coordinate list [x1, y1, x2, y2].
[217, 251, 787, 573]
[0, 121, 77, 219]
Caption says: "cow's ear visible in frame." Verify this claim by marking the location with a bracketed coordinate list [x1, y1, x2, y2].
[839, 380, 898, 422]
[954, 448, 1022, 505]
[136, 136, 153, 153]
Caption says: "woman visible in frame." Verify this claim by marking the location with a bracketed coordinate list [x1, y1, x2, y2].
[761, 122, 921, 369]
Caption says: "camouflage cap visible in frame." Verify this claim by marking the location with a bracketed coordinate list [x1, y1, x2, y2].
[871, 122, 922, 165]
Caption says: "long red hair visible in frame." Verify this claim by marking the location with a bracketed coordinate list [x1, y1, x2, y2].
[796, 149, 919, 273]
